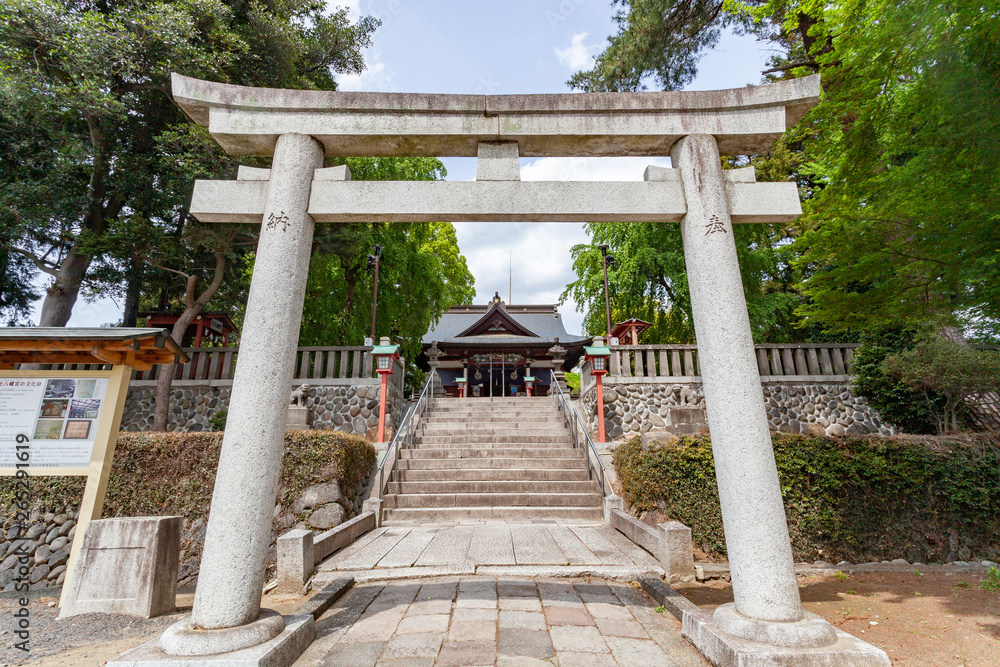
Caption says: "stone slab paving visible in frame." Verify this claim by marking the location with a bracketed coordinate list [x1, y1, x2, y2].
[292, 576, 708, 666]
[315, 521, 662, 585]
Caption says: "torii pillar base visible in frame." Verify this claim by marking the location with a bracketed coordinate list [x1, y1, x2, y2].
[683, 606, 890, 667]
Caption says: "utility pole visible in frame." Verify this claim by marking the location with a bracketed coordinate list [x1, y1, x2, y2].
[599, 245, 614, 339]
[368, 244, 383, 340]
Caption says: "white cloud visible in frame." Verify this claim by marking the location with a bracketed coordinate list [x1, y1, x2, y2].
[337, 53, 395, 92]
[554, 32, 597, 71]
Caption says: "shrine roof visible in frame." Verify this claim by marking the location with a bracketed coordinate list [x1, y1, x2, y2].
[423, 303, 588, 348]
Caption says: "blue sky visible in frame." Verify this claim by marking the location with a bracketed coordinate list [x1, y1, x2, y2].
[39, 0, 773, 336]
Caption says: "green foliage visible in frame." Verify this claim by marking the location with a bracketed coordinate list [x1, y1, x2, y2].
[571, 1, 1000, 340]
[564, 372, 581, 393]
[613, 432, 1000, 563]
[883, 336, 1000, 435]
[209, 410, 228, 432]
[561, 221, 804, 342]
[979, 567, 1000, 592]
[0, 0, 378, 325]
[0, 430, 375, 524]
[852, 329, 943, 435]
[300, 157, 475, 358]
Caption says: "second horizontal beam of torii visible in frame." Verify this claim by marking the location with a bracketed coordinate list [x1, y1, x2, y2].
[190, 162, 801, 224]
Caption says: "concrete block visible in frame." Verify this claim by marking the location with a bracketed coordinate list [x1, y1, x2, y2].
[363, 498, 384, 527]
[60, 516, 181, 619]
[285, 406, 311, 430]
[109, 613, 314, 667]
[682, 607, 891, 667]
[658, 521, 695, 577]
[313, 512, 376, 562]
[477, 141, 520, 181]
[603, 495, 623, 524]
[275, 529, 313, 594]
[609, 510, 694, 577]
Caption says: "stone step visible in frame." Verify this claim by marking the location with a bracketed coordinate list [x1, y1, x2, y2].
[425, 411, 562, 421]
[383, 506, 605, 521]
[423, 417, 567, 426]
[400, 447, 583, 460]
[382, 491, 603, 509]
[415, 434, 571, 445]
[386, 480, 598, 494]
[421, 425, 568, 435]
[396, 468, 591, 482]
[397, 457, 588, 470]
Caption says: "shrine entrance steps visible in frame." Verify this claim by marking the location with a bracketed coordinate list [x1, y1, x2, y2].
[382, 396, 604, 522]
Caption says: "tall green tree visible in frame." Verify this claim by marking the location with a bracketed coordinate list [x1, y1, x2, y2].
[300, 158, 476, 361]
[570, 0, 1000, 340]
[561, 220, 802, 342]
[0, 0, 377, 326]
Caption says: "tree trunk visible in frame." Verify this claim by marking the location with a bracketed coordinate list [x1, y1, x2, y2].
[37, 248, 92, 326]
[152, 253, 227, 431]
[122, 260, 143, 327]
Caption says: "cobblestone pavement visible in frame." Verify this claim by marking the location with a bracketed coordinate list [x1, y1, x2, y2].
[314, 521, 663, 585]
[294, 576, 707, 666]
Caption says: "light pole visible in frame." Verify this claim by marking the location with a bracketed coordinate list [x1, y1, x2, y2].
[368, 244, 383, 341]
[585, 338, 611, 443]
[599, 245, 615, 339]
[523, 374, 535, 397]
[372, 337, 399, 443]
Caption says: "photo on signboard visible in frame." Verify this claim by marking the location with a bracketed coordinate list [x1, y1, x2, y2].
[44, 379, 76, 399]
[33, 420, 64, 440]
[39, 399, 69, 419]
[69, 399, 101, 419]
[74, 379, 99, 399]
[63, 420, 92, 440]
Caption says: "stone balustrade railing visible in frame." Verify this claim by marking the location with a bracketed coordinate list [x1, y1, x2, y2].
[582, 343, 858, 396]
[124, 345, 404, 393]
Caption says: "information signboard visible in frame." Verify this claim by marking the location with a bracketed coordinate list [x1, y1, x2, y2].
[0, 376, 110, 467]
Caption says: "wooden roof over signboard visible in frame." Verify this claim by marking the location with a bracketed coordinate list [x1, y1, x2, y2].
[0, 328, 188, 371]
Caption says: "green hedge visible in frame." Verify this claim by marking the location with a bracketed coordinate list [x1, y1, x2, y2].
[1, 430, 376, 522]
[613, 433, 1000, 564]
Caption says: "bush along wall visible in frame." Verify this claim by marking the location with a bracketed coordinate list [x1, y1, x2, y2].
[613, 433, 1000, 565]
[0, 430, 376, 592]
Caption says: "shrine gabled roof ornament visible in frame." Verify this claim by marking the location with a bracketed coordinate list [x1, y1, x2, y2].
[456, 296, 539, 339]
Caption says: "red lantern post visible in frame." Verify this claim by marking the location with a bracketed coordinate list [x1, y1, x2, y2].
[584, 339, 612, 443]
[523, 375, 535, 397]
[372, 337, 400, 443]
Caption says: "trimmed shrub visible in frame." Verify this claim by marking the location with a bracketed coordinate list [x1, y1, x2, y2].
[1, 430, 375, 522]
[613, 433, 1000, 564]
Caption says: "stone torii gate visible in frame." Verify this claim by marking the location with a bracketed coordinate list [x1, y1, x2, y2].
[124, 73, 889, 666]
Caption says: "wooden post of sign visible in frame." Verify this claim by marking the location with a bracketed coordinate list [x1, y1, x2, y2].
[58, 364, 131, 607]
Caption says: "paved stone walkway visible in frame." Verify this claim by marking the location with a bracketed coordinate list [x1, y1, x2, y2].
[314, 521, 663, 585]
[293, 576, 707, 666]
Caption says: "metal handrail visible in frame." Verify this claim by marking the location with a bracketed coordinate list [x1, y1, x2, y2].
[551, 371, 578, 449]
[376, 371, 435, 498]
[552, 371, 605, 495]
[573, 407, 608, 496]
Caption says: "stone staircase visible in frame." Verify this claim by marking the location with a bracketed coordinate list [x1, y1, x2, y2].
[382, 396, 604, 521]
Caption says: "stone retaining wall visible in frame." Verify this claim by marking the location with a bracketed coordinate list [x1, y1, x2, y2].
[2, 467, 374, 592]
[582, 380, 892, 441]
[122, 381, 405, 440]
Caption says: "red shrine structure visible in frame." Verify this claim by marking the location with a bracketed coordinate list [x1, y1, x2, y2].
[141, 312, 238, 347]
[610, 318, 651, 346]
[420, 293, 588, 398]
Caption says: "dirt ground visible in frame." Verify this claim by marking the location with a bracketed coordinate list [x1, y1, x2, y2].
[676, 569, 1000, 667]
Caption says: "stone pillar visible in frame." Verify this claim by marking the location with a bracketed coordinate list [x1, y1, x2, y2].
[671, 134, 802, 624]
[190, 133, 324, 631]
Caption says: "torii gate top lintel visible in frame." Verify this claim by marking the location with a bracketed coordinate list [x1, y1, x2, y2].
[170, 72, 820, 158]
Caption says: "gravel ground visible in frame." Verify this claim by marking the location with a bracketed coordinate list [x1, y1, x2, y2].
[0, 592, 186, 665]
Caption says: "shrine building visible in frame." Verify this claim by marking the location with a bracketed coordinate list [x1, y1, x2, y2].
[420, 292, 588, 397]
